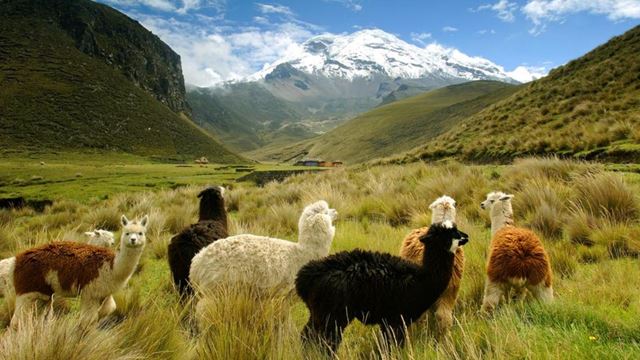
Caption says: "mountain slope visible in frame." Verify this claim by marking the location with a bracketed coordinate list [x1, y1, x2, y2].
[400, 25, 640, 163]
[0, 0, 242, 162]
[251, 81, 518, 163]
[190, 29, 520, 153]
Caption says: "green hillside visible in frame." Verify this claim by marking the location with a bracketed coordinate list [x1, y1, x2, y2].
[188, 83, 315, 153]
[0, 0, 243, 163]
[399, 25, 640, 163]
[253, 80, 517, 163]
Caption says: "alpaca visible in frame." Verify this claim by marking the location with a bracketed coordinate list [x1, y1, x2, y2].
[399, 195, 464, 337]
[0, 230, 114, 310]
[480, 192, 553, 313]
[189, 200, 336, 295]
[0, 257, 16, 301]
[296, 221, 469, 353]
[85, 229, 115, 247]
[168, 186, 228, 296]
[10, 215, 148, 327]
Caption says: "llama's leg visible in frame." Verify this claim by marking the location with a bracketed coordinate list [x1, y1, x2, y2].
[434, 302, 454, 339]
[10, 292, 48, 328]
[305, 314, 349, 355]
[481, 280, 504, 314]
[79, 296, 102, 325]
[98, 296, 117, 318]
[527, 283, 554, 304]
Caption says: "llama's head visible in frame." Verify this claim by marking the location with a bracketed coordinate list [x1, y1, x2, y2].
[198, 186, 226, 221]
[84, 229, 115, 247]
[429, 195, 456, 224]
[120, 215, 149, 249]
[298, 201, 337, 253]
[480, 191, 514, 216]
[298, 200, 335, 231]
[419, 220, 469, 254]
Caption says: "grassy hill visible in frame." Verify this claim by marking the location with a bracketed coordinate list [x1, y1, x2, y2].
[0, 0, 243, 163]
[252, 81, 517, 163]
[188, 83, 317, 153]
[397, 25, 640, 164]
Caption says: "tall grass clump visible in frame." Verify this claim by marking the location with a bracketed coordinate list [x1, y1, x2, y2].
[573, 173, 638, 223]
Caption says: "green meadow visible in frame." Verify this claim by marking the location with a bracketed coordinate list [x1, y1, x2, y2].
[1, 157, 639, 359]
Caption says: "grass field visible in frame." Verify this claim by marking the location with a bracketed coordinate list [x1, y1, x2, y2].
[0, 157, 639, 359]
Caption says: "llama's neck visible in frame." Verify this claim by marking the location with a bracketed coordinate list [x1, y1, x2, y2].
[199, 200, 228, 226]
[490, 203, 515, 236]
[112, 245, 144, 285]
[298, 226, 334, 259]
[419, 248, 454, 296]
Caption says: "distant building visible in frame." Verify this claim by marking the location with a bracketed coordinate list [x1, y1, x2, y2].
[294, 159, 343, 167]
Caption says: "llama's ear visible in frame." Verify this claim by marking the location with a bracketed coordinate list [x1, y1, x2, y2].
[140, 215, 149, 228]
[499, 194, 514, 201]
[121, 215, 129, 226]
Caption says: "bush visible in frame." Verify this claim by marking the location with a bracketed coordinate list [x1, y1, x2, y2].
[574, 173, 638, 223]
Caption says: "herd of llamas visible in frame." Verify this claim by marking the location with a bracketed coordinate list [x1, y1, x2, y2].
[0, 185, 554, 355]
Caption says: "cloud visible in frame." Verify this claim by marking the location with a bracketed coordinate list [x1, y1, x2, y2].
[102, 0, 223, 14]
[442, 26, 458, 32]
[323, 0, 363, 12]
[523, 0, 640, 34]
[473, 1, 518, 22]
[130, 10, 317, 86]
[477, 29, 497, 35]
[507, 65, 549, 82]
[256, 3, 294, 16]
[410, 32, 432, 44]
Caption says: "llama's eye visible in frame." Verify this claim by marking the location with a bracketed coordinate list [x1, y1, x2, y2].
[490, 200, 495, 203]
[125, 233, 130, 236]
[138, 232, 143, 236]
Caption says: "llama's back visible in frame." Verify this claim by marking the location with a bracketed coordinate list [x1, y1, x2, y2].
[488, 227, 552, 286]
[168, 221, 228, 296]
[296, 250, 420, 304]
[190, 234, 302, 292]
[14, 242, 115, 296]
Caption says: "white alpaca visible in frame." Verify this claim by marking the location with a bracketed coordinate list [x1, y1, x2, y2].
[430, 195, 457, 224]
[190, 200, 337, 294]
[85, 229, 116, 247]
[10, 215, 148, 327]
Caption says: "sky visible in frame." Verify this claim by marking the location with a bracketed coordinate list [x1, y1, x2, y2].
[98, 0, 640, 86]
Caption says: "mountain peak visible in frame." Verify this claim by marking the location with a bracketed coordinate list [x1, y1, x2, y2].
[249, 29, 517, 83]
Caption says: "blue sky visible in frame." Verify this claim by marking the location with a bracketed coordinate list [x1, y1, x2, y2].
[99, 1, 640, 86]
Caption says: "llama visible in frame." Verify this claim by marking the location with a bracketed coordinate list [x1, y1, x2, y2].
[10, 215, 148, 327]
[168, 186, 228, 296]
[480, 192, 553, 313]
[0, 230, 114, 309]
[189, 200, 336, 296]
[399, 195, 464, 337]
[296, 221, 469, 353]
[85, 229, 115, 247]
[0, 256, 16, 302]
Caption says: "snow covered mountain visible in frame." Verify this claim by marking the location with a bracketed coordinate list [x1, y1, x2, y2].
[248, 29, 517, 83]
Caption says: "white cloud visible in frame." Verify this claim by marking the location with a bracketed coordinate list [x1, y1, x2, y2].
[507, 65, 549, 82]
[323, 0, 363, 12]
[523, 0, 640, 34]
[410, 32, 432, 44]
[103, 0, 223, 14]
[474, 1, 518, 22]
[256, 3, 294, 16]
[477, 29, 497, 35]
[133, 12, 316, 86]
[442, 26, 459, 32]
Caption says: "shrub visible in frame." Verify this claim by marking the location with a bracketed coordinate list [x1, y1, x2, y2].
[574, 173, 638, 223]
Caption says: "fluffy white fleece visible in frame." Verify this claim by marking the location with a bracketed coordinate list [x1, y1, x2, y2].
[0, 257, 15, 300]
[430, 195, 457, 224]
[190, 200, 337, 292]
[85, 229, 116, 247]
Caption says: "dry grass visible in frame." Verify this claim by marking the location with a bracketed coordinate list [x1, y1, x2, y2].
[1, 158, 639, 358]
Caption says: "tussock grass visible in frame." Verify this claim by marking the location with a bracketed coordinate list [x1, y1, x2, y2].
[1, 158, 639, 358]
